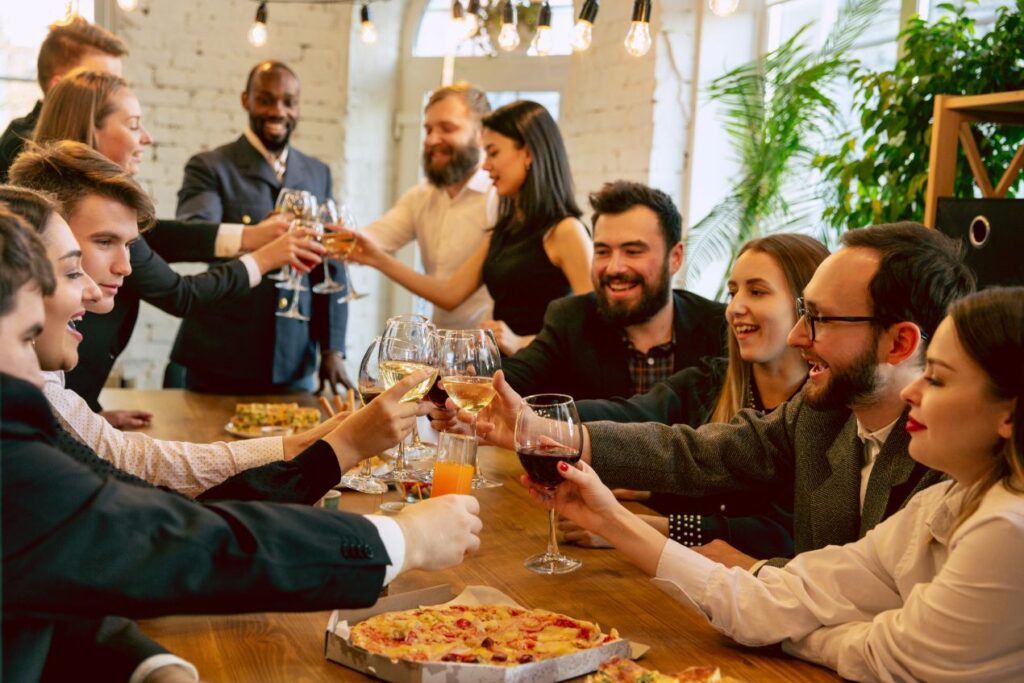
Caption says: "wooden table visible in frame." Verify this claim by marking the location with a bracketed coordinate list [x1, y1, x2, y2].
[100, 389, 841, 683]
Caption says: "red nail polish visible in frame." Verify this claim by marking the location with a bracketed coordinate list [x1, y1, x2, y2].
[558, 461, 569, 472]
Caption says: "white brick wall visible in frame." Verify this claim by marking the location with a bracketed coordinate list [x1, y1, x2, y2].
[103, 0, 700, 389]
[108, 0, 406, 388]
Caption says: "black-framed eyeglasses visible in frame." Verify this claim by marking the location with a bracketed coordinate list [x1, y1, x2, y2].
[795, 297, 879, 342]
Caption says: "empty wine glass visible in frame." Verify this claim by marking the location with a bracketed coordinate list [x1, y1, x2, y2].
[438, 329, 502, 489]
[377, 317, 437, 483]
[516, 394, 583, 574]
[335, 202, 369, 303]
[339, 337, 389, 494]
[311, 198, 347, 295]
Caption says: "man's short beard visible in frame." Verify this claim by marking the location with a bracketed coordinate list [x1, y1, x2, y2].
[595, 264, 673, 327]
[250, 115, 295, 152]
[804, 332, 884, 410]
[423, 141, 480, 187]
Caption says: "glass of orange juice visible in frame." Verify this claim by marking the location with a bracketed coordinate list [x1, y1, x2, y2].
[431, 432, 477, 496]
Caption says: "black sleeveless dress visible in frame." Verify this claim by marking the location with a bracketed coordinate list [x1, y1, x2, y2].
[481, 223, 571, 336]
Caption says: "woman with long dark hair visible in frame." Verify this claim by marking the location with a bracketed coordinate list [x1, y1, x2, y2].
[352, 100, 592, 354]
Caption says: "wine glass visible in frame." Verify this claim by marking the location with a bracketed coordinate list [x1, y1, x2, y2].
[338, 338, 390, 494]
[515, 394, 583, 575]
[439, 329, 503, 489]
[383, 316, 436, 462]
[273, 189, 314, 289]
[311, 198, 347, 295]
[335, 202, 369, 303]
[377, 318, 438, 483]
[275, 197, 317, 321]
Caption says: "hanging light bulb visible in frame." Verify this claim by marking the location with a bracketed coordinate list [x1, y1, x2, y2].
[117, 0, 139, 11]
[497, 0, 520, 51]
[624, 0, 652, 57]
[464, 0, 481, 39]
[450, 0, 467, 43]
[571, 0, 599, 52]
[528, 1, 553, 57]
[248, 2, 269, 47]
[708, 0, 740, 17]
[359, 4, 378, 44]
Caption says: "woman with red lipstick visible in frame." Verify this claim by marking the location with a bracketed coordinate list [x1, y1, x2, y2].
[352, 100, 593, 355]
[537, 287, 1024, 681]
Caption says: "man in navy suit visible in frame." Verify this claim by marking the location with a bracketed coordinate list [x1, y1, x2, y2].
[173, 61, 352, 393]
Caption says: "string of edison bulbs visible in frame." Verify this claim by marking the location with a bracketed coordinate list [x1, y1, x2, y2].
[110, 0, 740, 53]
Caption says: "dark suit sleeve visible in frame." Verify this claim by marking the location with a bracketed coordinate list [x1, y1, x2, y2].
[176, 154, 225, 222]
[3, 440, 390, 619]
[40, 617, 170, 682]
[128, 238, 250, 316]
[198, 440, 341, 504]
[144, 218, 221, 263]
[500, 298, 571, 396]
[576, 358, 726, 424]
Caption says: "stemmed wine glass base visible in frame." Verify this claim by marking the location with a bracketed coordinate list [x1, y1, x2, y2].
[312, 282, 345, 294]
[339, 473, 388, 494]
[378, 467, 431, 484]
[276, 310, 309, 321]
[471, 475, 503, 489]
[523, 552, 582, 575]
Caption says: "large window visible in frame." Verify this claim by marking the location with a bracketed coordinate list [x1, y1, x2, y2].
[413, 0, 574, 57]
[0, 2, 95, 129]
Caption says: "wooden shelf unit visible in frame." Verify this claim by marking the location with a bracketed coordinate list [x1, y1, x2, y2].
[924, 90, 1024, 227]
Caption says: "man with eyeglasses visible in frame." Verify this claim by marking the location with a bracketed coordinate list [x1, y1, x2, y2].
[477, 222, 974, 571]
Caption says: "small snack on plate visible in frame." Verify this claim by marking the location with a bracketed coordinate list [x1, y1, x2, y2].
[588, 657, 742, 683]
[231, 403, 320, 434]
[350, 604, 618, 666]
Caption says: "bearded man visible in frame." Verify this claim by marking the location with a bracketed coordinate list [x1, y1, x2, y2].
[499, 180, 727, 400]
[173, 61, 352, 394]
[362, 83, 495, 329]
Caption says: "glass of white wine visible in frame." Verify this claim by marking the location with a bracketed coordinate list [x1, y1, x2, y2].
[335, 202, 369, 302]
[311, 198, 349, 295]
[377, 318, 437, 483]
[273, 189, 315, 290]
[438, 329, 502, 489]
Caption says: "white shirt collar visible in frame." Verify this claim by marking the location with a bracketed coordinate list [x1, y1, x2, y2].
[244, 127, 289, 172]
[855, 416, 900, 448]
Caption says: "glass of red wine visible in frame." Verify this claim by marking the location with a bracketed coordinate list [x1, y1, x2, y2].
[515, 394, 583, 575]
[339, 337, 388, 494]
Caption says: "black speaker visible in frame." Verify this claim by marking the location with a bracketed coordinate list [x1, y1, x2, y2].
[935, 198, 1024, 289]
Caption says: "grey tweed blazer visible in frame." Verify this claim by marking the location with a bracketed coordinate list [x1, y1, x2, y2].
[588, 392, 944, 559]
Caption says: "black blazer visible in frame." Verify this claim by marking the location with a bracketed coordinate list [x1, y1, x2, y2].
[38, 618, 169, 682]
[501, 289, 727, 401]
[1, 374, 389, 682]
[66, 237, 251, 410]
[173, 135, 347, 386]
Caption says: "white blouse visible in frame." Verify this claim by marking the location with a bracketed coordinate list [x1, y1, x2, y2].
[652, 480, 1024, 682]
[42, 371, 283, 498]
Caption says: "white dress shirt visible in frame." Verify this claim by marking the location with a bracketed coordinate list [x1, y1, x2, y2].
[363, 168, 496, 330]
[42, 371, 284, 498]
[652, 480, 1024, 682]
[856, 417, 899, 511]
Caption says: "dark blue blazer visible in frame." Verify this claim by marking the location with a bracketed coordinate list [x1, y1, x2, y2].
[172, 135, 347, 386]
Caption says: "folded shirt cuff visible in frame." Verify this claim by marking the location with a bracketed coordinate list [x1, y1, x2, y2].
[129, 655, 199, 683]
[215, 223, 245, 257]
[363, 514, 405, 585]
[239, 253, 262, 287]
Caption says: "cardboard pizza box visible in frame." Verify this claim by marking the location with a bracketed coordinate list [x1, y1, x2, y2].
[324, 584, 632, 682]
